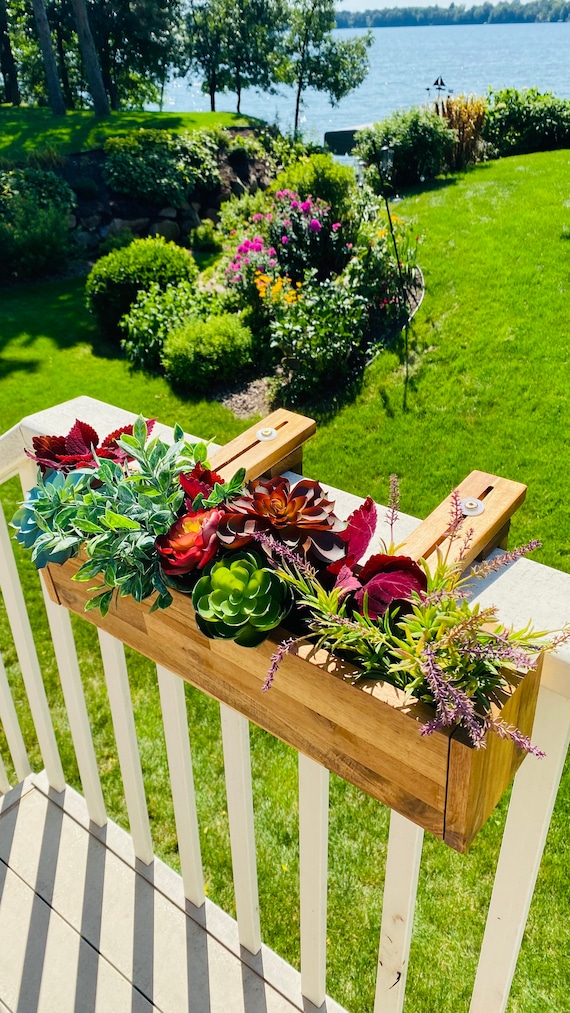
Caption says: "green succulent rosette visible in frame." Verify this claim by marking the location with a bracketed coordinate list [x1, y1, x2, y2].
[192, 551, 290, 648]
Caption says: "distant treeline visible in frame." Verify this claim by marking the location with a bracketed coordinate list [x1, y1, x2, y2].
[336, 0, 570, 28]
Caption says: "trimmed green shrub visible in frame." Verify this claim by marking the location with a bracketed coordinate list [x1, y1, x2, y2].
[354, 109, 456, 190]
[0, 197, 71, 282]
[0, 167, 75, 216]
[0, 168, 75, 281]
[189, 220, 223, 254]
[85, 237, 197, 339]
[272, 153, 357, 223]
[483, 88, 570, 156]
[97, 227, 135, 258]
[161, 313, 253, 394]
[120, 280, 215, 373]
[103, 129, 220, 207]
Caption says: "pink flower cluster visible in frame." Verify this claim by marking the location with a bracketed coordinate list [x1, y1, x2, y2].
[226, 236, 277, 284]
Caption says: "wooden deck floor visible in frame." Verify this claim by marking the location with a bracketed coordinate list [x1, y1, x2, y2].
[0, 774, 344, 1013]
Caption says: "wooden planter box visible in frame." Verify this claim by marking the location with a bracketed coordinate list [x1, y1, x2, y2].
[40, 410, 541, 852]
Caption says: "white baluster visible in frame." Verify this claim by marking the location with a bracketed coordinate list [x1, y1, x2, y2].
[156, 665, 204, 907]
[470, 681, 570, 1013]
[41, 587, 106, 827]
[0, 749, 10, 793]
[220, 704, 261, 954]
[0, 502, 64, 790]
[97, 630, 153, 864]
[299, 752, 329, 1007]
[0, 651, 31, 783]
[374, 812, 424, 1013]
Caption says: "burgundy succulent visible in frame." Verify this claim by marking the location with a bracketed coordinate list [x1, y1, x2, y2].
[27, 418, 156, 475]
[155, 507, 225, 576]
[350, 553, 428, 619]
[217, 476, 346, 566]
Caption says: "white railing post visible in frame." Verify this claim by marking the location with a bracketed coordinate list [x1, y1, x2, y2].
[97, 630, 154, 864]
[156, 664, 204, 908]
[299, 752, 329, 1007]
[0, 747, 9, 794]
[469, 678, 570, 1013]
[220, 704, 261, 954]
[0, 500, 64, 791]
[0, 651, 31, 784]
[374, 812, 424, 1013]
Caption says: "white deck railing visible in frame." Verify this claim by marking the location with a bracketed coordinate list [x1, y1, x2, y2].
[1, 396, 570, 1013]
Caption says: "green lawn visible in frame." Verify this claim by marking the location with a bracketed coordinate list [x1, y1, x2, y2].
[1, 150, 570, 1013]
[0, 106, 261, 162]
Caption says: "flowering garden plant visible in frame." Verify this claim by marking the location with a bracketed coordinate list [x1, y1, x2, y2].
[12, 416, 564, 753]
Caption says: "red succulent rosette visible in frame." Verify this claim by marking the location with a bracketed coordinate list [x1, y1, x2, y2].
[217, 476, 346, 566]
[351, 553, 428, 619]
[155, 507, 225, 576]
[27, 418, 156, 475]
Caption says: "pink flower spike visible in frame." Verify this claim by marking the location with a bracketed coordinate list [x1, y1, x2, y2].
[268, 258, 277, 266]
[300, 200, 311, 213]
[332, 222, 341, 231]
[309, 219, 322, 232]
[252, 213, 264, 221]
[266, 213, 273, 221]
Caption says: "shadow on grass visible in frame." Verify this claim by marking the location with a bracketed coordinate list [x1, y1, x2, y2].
[0, 274, 122, 361]
[397, 161, 495, 200]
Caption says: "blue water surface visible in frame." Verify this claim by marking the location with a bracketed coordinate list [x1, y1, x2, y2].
[157, 23, 570, 139]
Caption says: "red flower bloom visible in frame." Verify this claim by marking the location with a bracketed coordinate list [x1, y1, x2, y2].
[155, 508, 225, 576]
[217, 476, 346, 566]
[179, 462, 225, 509]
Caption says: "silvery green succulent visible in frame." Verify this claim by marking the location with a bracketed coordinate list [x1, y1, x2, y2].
[192, 551, 289, 647]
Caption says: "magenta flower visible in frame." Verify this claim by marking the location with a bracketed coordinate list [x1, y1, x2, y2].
[281, 236, 289, 244]
[252, 213, 264, 221]
[300, 200, 312, 213]
[332, 222, 341, 231]
[309, 219, 322, 232]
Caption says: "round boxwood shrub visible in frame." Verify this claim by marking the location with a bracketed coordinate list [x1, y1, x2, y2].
[161, 313, 253, 394]
[85, 237, 197, 339]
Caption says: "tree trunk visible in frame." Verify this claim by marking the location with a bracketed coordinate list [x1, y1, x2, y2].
[294, 76, 303, 136]
[236, 67, 241, 114]
[55, 19, 75, 109]
[70, 0, 109, 115]
[209, 74, 216, 112]
[31, 0, 66, 115]
[0, 0, 20, 105]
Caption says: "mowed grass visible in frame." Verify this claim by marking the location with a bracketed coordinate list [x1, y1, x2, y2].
[1, 150, 570, 1012]
[0, 106, 261, 161]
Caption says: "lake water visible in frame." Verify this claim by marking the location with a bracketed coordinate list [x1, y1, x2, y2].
[158, 22, 570, 140]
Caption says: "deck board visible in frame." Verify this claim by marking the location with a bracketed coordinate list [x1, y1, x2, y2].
[0, 776, 346, 1013]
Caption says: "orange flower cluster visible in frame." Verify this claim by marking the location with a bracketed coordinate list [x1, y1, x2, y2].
[254, 271, 301, 305]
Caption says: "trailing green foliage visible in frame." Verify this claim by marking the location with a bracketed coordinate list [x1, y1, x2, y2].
[120, 280, 214, 373]
[103, 128, 221, 206]
[355, 108, 456, 190]
[85, 237, 198, 339]
[12, 418, 210, 614]
[483, 87, 570, 156]
[162, 313, 253, 394]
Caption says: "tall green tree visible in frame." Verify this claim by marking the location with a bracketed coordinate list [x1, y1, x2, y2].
[70, 0, 108, 115]
[186, 0, 286, 113]
[0, 0, 20, 104]
[31, 0, 66, 114]
[281, 0, 372, 134]
[223, 0, 287, 113]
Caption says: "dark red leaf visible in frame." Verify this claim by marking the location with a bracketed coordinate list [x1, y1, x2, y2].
[333, 565, 362, 593]
[342, 496, 377, 563]
[65, 420, 100, 456]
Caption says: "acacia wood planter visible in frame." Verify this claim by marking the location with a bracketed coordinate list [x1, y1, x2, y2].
[40, 410, 541, 852]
